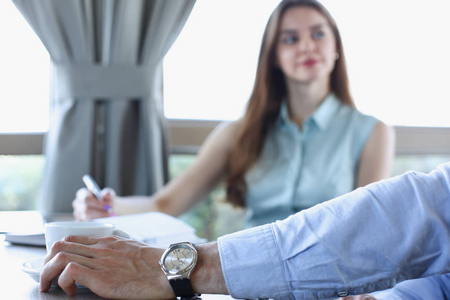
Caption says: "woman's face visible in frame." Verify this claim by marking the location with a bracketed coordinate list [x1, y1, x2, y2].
[275, 6, 337, 84]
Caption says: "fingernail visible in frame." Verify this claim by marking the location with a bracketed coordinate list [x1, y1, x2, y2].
[103, 204, 117, 216]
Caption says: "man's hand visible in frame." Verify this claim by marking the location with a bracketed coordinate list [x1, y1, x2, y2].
[40, 235, 174, 299]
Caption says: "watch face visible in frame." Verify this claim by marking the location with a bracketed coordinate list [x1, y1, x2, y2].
[163, 245, 195, 273]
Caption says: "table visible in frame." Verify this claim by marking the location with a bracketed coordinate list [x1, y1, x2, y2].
[0, 211, 235, 300]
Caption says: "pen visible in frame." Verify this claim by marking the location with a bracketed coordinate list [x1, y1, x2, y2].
[82, 174, 114, 215]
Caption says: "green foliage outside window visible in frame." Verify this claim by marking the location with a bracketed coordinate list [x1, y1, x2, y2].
[0, 155, 44, 211]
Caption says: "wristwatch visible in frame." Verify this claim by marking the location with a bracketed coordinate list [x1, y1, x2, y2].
[159, 242, 199, 298]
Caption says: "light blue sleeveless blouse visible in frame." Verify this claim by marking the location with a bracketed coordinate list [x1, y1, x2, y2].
[244, 93, 379, 228]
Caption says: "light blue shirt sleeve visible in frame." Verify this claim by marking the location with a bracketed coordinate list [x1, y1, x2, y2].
[373, 274, 450, 299]
[218, 163, 450, 299]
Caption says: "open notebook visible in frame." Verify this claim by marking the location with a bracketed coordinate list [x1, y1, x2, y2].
[4, 212, 206, 248]
[94, 212, 207, 247]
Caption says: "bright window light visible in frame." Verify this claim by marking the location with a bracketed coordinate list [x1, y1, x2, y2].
[165, 0, 450, 127]
[0, 0, 49, 133]
[2, 0, 450, 132]
[164, 0, 282, 121]
[322, 0, 450, 127]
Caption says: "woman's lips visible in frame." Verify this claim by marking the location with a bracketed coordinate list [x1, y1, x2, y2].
[302, 59, 318, 67]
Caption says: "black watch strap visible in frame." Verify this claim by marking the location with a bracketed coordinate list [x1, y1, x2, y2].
[169, 277, 198, 298]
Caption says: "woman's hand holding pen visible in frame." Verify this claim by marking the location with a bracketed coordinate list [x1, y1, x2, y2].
[72, 188, 116, 221]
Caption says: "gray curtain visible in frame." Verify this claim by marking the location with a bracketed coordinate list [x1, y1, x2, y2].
[12, 0, 196, 217]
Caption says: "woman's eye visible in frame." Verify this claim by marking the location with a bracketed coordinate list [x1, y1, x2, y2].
[282, 35, 298, 45]
[312, 30, 325, 40]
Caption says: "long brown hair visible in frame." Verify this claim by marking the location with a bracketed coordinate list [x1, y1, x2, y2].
[225, 0, 354, 207]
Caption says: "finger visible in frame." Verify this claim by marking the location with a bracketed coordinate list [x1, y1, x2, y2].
[76, 188, 103, 210]
[73, 189, 89, 221]
[57, 262, 83, 296]
[40, 255, 65, 292]
[73, 209, 85, 222]
[75, 187, 90, 199]
[55, 259, 108, 296]
[84, 191, 114, 219]
[85, 194, 105, 208]
[74, 203, 109, 221]
[73, 191, 110, 221]
[58, 262, 113, 298]
[85, 207, 111, 220]
[101, 187, 116, 199]
[40, 252, 92, 292]
[52, 235, 126, 257]
[63, 235, 103, 246]
[101, 188, 116, 215]
[44, 237, 102, 264]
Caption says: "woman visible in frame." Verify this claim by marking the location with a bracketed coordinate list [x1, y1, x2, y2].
[73, 0, 395, 228]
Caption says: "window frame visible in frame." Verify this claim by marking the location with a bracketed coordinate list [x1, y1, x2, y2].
[2, 122, 450, 156]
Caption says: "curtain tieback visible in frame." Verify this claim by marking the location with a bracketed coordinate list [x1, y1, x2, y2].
[52, 63, 156, 99]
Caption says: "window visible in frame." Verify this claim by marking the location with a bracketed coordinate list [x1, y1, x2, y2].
[164, 0, 282, 121]
[322, 0, 450, 127]
[0, 1, 48, 211]
[4, 0, 450, 129]
[0, 0, 49, 133]
[164, 0, 450, 127]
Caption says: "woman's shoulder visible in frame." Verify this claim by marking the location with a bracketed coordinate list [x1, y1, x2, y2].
[329, 97, 385, 138]
[335, 100, 380, 126]
[342, 107, 395, 151]
[211, 119, 243, 137]
[202, 119, 243, 152]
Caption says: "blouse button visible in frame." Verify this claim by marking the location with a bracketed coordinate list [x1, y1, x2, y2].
[337, 291, 349, 297]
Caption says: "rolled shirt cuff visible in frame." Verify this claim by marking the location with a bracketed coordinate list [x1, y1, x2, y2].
[218, 223, 291, 300]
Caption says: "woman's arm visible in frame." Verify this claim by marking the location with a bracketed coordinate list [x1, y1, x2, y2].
[73, 121, 242, 220]
[138, 121, 241, 217]
[356, 121, 396, 187]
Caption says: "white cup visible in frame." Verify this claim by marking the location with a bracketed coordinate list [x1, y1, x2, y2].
[44, 221, 130, 251]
